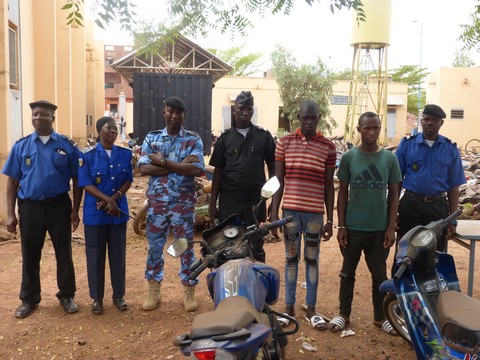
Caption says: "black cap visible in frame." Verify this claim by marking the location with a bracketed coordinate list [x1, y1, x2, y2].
[96, 116, 115, 133]
[29, 100, 57, 112]
[164, 96, 187, 111]
[235, 91, 254, 107]
[422, 104, 446, 119]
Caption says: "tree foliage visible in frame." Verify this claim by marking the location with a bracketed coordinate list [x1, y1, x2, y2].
[332, 68, 352, 80]
[271, 45, 336, 134]
[67, 0, 363, 38]
[459, 1, 480, 52]
[452, 49, 476, 67]
[209, 46, 263, 77]
[389, 65, 429, 115]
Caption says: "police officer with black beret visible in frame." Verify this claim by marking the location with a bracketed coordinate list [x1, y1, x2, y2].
[395, 104, 466, 252]
[2, 100, 83, 318]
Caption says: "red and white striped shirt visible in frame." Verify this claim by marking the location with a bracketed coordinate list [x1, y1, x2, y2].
[275, 128, 336, 213]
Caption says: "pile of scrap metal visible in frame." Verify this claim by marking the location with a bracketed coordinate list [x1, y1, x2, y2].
[459, 155, 480, 219]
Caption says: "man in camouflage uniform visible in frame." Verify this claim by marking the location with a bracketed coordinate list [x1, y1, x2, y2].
[138, 96, 205, 311]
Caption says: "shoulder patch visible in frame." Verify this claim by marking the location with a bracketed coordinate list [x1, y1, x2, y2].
[403, 134, 416, 141]
[186, 130, 200, 137]
[116, 145, 132, 151]
[82, 145, 96, 154]
[15, 134, 31, 143]
[61, 135, 77, 147]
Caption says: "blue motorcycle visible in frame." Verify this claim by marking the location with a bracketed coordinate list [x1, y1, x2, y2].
[167, 177, 299, 360]
[380, 209, 480, 359]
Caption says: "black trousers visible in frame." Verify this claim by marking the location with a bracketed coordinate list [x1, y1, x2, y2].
[84, 223, 127, 300]
[338, 230, 389, 322]
[397, 192, 449, 251]
[219, 192, 266, 262]
[18, 194, 76, 304]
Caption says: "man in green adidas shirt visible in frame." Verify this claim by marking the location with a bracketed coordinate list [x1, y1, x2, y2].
[327, 112, 402, 336]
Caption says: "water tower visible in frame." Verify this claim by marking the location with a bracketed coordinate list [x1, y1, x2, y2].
[344, 0, 392, 143]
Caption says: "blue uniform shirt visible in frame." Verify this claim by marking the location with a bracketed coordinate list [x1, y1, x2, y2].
[395, 133, 466, 195]
[2, 130, 80, 200]
[78, 143, 133, 225]
[137, 127, 205, 204]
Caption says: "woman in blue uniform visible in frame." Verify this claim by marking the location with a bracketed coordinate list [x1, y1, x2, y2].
[78, 117, 133, 315]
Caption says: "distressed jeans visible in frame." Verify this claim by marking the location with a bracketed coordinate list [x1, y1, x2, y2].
[283, 210, 323, 308]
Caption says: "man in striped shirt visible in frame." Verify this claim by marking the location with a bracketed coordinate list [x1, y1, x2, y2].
[270, 100, 336, 330]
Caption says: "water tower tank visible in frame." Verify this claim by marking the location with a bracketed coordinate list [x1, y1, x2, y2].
[351, 0, 391, 48]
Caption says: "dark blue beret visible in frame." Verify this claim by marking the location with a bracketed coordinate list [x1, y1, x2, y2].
[96, 116, 115, 133]
[164, 96, 187, 111]
[235, 91, 254, 107]
[29, 100, 57, 112]
[422, 104, 446, 119]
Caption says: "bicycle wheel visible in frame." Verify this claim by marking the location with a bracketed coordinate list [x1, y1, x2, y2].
[465, 139, 480, 156]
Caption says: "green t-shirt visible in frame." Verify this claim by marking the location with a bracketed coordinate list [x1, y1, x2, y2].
[337, 147, 402, 231]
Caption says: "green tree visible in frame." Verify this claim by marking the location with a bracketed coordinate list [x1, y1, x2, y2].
[271, 45, 336, 134]
[453, 49, 476, 67]
[209, 46, 263, 76]
[332, 67, 352, 80]
[66, 0, 364, 36]
[459, 0, 480, 52]
[389, 65, 429, 115]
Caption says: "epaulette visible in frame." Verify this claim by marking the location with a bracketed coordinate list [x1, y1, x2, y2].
[147, 130, 161, 134]
[253, 124, 268, 132]
[403, 134, 417, 141]
[185, 130, 200, 137]
[15, 134, 31, 143]
[61, 135, 78, 147]
[116, 145, 132, 151]
[82, 146, 96, 154]
[443, 136, 456, 147]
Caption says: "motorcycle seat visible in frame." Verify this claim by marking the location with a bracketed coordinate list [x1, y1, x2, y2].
[190, 296, 262, 340]
[437, 290, 480, 351]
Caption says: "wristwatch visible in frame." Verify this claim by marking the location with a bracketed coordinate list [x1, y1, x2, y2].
[159, 159, 166, 166]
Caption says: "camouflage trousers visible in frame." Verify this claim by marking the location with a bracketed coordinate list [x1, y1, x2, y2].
[145, 200, 197, 286]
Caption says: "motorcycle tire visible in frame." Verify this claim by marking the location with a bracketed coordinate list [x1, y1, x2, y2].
[133, 204, 148, 235]
[383, 293, 411, 344]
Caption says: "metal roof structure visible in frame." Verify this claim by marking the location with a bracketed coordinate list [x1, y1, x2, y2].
[111, 35, 233, 85]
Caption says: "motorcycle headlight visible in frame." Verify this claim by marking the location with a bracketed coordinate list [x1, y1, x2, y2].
[411, 229, 435, 247]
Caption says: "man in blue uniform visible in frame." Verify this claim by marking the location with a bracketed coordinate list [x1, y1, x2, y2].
[396, 104, 466, 252]
[209, 91, 276, 262]
[2, 100, 83, 318]
[138, 96, 205, 312]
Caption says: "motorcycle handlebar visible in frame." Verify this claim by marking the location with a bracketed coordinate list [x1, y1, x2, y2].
[189, 258, 211, 281]
[260, 216, 294, 231]
[393, 259, 411, 280]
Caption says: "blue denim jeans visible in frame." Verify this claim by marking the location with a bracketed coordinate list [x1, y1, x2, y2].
[283, 210, 323, 308]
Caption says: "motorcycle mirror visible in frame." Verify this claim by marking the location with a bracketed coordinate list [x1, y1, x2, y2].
[260, 176, 280, 199]
[166, 238, 189, 258]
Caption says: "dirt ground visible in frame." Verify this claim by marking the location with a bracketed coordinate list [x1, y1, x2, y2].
[1, 175, 479, 360]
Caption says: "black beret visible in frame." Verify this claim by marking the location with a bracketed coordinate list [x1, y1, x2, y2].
[235, 91, 254, 107]
[164, 96, 187, 111]
[29, 100, 57, 112]
[96, 116, 115, 133]
[422, 104, 446, 119]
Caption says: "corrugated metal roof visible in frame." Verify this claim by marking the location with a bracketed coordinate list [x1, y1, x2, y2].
[111, 35, 233, 84]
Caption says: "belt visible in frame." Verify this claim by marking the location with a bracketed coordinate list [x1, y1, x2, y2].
[405, 190, 447, 203]
[21, 192, 69, 206]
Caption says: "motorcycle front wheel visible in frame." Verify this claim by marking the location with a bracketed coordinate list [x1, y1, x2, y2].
[383, 293, 411, 344]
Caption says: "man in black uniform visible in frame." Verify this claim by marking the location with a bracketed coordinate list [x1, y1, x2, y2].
[2, 100, 83, 318]
[209, 91, 276, 262]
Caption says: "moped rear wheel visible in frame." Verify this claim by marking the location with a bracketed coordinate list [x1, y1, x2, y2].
[383, 293, 411, 344]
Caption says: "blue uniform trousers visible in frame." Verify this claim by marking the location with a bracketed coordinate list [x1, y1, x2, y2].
[84, 223, 127, 300]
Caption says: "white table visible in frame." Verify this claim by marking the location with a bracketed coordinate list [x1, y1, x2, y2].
[450, 220, 480, 297]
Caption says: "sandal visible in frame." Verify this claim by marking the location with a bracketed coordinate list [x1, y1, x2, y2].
[328, 316, 348, 333]
[305, 315, 327, 331]
[374, 320, 398, 336]
[277, 313, 291, 327]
